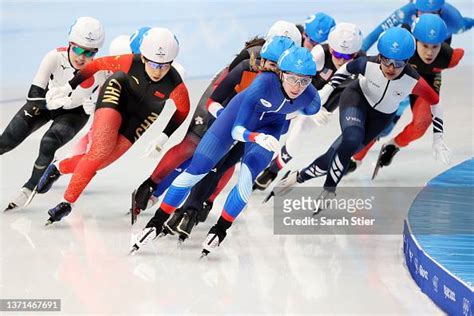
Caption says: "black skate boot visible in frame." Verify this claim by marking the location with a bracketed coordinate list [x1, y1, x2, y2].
[344, 159, 361, 176]
[130, 209, 170, 254]
[201, 225, 227, 258]
[161, 208, 185, 237]
[177, 208, 199, 243]
[134, 177, 157, 211]
[45, 202, 72, 225]
[200, 217, 231, 258]
[197, 201, 213, 224]
[372, 143, 400, 180]
[37, 163, 61, 194]
[253, 167, 278, 191]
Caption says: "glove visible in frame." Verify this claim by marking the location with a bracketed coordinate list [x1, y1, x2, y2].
[81, 98, 96, 115]
[433, 133, 452, 164]
[143, 133, 169, 158]
[46, 83, 73, 110]
[311, 107, 332, 126]
[254, 133, 280, 152]
[317, 84, 334, 107]
[208, 101, 224, 118]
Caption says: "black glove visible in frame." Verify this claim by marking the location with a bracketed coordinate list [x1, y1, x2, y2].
[134, 177, 158, 210]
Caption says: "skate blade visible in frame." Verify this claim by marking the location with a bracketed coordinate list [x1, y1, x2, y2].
[23, 186, 37, 208]
[312, 208, 323, 217]
[131, 208, 139, 226]
[262, 191, 274, 204]
[129, 245, 139, 255]
[199, 249, 210, 259]
[45, 219, 54, 226]
[130, 190, 138, 225]
[371, 163, 381, 180]
[4, 203, 19, 212]
[157, 231, 169, 238]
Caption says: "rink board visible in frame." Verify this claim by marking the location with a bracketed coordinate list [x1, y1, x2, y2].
[404, 158, 474, 315]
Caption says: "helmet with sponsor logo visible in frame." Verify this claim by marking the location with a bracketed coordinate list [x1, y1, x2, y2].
[328, 22, 363, 54]
[305, 12, 336, 43]
[129, 26, 151, 54]
[377, 27, 416, 60]
[140, 27, 179, 63]
[412, 13, 448, 44]
[414, 0, 445, 12]
[266, 20, 302, 47]
[278, 46, 317, 76]
[261, 36, 295, 62]
[68, 17, 105, 49]
[109, 35, 132, 55]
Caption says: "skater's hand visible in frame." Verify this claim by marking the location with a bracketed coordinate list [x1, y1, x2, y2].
[143, 133, 169, 159]
[317, 84, 334, 106]
[254, 133, 280, 152]
[46, 84, 73, 110]
[312, 107, 332, 126]
[433, 134, 452, 164]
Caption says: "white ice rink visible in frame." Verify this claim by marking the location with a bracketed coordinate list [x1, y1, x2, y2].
[1, 1, 473, 314]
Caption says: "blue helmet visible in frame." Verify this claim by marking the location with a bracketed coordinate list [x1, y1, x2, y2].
[377, 27, 416, 60]
[261, 36, 295, 63]
[278, 46, 317, 76]
[412, 14, 448, 44]
[304, 12, 336, 43]
[129, 26, 151, 53]
[414, 0, 445, 12]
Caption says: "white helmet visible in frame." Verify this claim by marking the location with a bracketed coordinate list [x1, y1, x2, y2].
[140, 27, 179, 63]
[266, 20, 302, 47]
[68, 17, 105, 49]
[327, 22, 363, 54]
[172, 61, 187, 80]
[109, 35, 132, 55]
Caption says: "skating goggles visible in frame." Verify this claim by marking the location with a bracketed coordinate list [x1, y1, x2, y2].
[282, 73, 312, 87]
[331, 50, 357, 61]
[144, 57, 171, 70]
[70, 45, 98, 58]
[380, 56, 407, 69]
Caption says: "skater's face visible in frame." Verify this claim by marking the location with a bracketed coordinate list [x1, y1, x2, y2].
[281, 72, 312, 99]
[260, 59, 278, 72]
[416, 41, 442, 64]
[379, 55, 406, 80]
[69, 43, 98, 70]
[329, 48, 357, 69]
[142, 56, 172, 82]
[303, 32, 318, 50]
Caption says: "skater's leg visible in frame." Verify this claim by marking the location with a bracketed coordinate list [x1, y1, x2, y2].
[393, 97, 432, 147]
[150, 133, 200, 184]
[23, 110, 89, 190]
[0, 102, 50, 154]
[63, 108, 126, 203]
[157, 131, 233, 214]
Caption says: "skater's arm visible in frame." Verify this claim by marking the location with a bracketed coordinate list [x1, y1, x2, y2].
[69, 54, 134, 89]
[31, 49, 60, 90]
[231, 77, 267, 142]
[161, 82, 191, 137]
[207, 60, 251, 117]
[300, 85, 321, 116]
[317, 57, 367, 105]
[411, 77, 439, 105]
[361, 3, 413, 52]
[447, 48, 464, 68]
